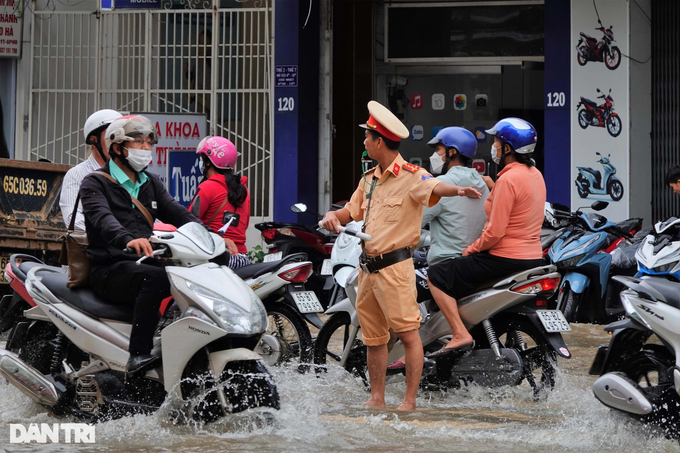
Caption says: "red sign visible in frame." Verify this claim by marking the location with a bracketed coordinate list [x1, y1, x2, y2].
[410, 94, 423, 110]
[472, 159, 486, 175]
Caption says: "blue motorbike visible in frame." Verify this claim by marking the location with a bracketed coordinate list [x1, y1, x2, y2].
[548, 201, 641, 323]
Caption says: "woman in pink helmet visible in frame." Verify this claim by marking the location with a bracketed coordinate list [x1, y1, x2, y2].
[191, 136, 251, 268]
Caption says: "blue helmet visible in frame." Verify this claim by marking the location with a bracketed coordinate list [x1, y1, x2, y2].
[427, 127, 477, 158]
[485, 118, 537, 154]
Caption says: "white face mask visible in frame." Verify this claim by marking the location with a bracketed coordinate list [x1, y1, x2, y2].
[490, 144, 501, 165]
[429, 152, 445, 175]
[198, 159, 204, 172]
[124, 147, 153, 172]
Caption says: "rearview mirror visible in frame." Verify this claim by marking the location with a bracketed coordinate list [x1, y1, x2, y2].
[596, 152, 601, 155]
[596, 88, 601, 92]
[551, 202, 570, 212]
[591, 201, 609, 211]
[291, 203, 307, 213]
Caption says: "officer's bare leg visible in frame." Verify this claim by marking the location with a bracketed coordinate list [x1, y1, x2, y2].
[428, 278, 474, 349]
[363, 344, 388, 408]
[396, 329, 423, 411]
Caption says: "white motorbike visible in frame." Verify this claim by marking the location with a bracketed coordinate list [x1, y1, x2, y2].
[314, 225, 569, 394]
[590, 218, 680, 439]
[0, 222, 279, 422]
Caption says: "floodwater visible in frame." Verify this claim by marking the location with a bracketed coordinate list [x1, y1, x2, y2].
[0, 324, 677, 452]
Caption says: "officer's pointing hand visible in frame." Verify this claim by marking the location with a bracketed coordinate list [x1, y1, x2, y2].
[458, 187, 482, 199]
[321, 211, 342, 233]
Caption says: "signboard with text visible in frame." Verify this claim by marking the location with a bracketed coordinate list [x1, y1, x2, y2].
[132, 112, 206, 187]
[0, 0, 22, 58]
[166, 149, 201, 208]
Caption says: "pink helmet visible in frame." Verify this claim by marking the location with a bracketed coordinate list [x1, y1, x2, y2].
[196, 136, 238, 169]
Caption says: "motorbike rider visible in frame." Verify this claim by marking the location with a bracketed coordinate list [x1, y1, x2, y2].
[59, 109, 123, 231]
[321, 101, 481, 411]
[386, 127, 489, 372]
[190, 136, 251, 269]
[426, 118, 546, 358]
[80, 115, 203, 375]
[665, 165, 680, 196]
[423, 127, 489, 266]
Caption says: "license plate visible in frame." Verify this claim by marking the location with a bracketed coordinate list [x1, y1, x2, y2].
[0, 254, 11, 284]
[263, 252, 283, 263]
[291, 291, 323, 313]
[320, 259, 332, 276]
[536, 310, 572, 332]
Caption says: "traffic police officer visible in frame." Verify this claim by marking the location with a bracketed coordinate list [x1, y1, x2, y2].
[322, 101, 481, 411]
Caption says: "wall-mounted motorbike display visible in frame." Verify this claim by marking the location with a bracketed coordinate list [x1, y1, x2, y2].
[575, 0, 621, 70]
[575, 152, 624, 201]
[577, 88, 621, 138]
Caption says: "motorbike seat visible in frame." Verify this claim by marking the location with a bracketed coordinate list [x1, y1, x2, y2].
[582, 167, 602, 183]
[233, 260, 285, 280]
[580, 32, 596, 41]
[581, 97, 598, 107]
[19, 262, 63, 278]
[616, 218, 643, 234]
[37, 270, 135, 322]
[642, 278, 680, 309]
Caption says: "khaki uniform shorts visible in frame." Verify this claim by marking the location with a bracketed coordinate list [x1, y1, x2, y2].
[356, 258, 422, 346]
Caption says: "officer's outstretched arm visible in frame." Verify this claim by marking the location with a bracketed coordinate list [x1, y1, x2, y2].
[321, 208, 352, 233]
[433, 182, 482, 199]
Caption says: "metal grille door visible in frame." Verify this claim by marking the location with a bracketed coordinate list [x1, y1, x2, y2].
[652, 0, 680, 221]
[28, 4, 273, 217]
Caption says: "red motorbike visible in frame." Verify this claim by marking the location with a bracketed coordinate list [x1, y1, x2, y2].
[576, 19, 621, 70]
[576, 88, 621, 138]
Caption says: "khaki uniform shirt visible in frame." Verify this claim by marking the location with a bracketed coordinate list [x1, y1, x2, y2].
[345, 153, 441, 256]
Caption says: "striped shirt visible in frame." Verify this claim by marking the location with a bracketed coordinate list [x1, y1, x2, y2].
[59, 154, 101, 231]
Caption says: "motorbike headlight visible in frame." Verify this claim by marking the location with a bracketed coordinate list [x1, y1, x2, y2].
[335, 232, 354, 249]
[185, 281, 267, 335]
[563, 236, 601, 259]
[620, 292, 652, 330]
[652, 261, 678, 274]
[558, 253, 585, 268]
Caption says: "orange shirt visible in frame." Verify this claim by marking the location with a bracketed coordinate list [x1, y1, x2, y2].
[345, 153, 440, 256]
[464, 162, 546, 260]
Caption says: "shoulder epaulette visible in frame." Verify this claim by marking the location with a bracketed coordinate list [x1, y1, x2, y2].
[402, 162, 420, 173]
[364, 166, 377, 175]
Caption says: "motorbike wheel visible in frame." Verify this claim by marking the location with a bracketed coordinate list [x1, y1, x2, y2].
[484, 317, 558, 394]
[604, 46, 622, 70]
[577, 110, 589, 129]
[313, 312, 369, 386]
[606, 115, 622, 137]
[619, 347, 679, 438]
[576, 182, 589, 199]
[556, 286, 580, 322]
[577, 50, 587, 66]
[608, 179, 624, 201]
[258, 302, 313, 367]
[180, 352, 280, 423]
[18, 321, 58, 374]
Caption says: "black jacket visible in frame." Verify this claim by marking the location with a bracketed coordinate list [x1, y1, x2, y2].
[80, 163, 200, 265]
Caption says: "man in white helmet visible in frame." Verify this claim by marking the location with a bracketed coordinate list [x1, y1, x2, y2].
[59, 109, 122, 231]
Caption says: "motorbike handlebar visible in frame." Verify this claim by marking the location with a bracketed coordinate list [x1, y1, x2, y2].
[318, 221, 372, 242]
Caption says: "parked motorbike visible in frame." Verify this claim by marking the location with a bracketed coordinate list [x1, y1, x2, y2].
[589, 275, 680, 440]
[576, 18, 621, 70]
[635, 217, 680, 280]
[548, 201, 641, 323]
[0, 223, 279, 422]
[577, 89, 622, 138]
[255, 202, 348, 329]
[314, 229, 569, 395]
[575, 152, 624, 201]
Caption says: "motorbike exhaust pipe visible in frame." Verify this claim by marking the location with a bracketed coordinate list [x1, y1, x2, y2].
[0, 349, 59, 406]
[592, 372, 652, 415]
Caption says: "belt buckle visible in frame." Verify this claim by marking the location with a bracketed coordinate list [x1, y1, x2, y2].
[360, 262, 371, 274]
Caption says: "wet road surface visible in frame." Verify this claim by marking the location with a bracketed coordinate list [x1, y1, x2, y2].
[0, 324, 677, 452]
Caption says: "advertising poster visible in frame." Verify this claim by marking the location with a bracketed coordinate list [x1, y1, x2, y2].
[571, 0, 629, 221]
[0, 0, 22, 58]
[131, 113, 206, 187]
[166, 149, 201, 208]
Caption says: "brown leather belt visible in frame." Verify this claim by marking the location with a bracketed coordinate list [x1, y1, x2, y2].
[359, 247, 411, 274]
